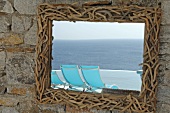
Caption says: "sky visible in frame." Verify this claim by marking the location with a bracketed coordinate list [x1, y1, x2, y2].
[52, 21, 145, 40]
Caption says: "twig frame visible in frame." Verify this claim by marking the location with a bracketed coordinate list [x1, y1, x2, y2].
[35, 3, 161, 113]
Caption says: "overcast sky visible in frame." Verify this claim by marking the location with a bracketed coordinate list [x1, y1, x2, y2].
[52, 21, 145, 40]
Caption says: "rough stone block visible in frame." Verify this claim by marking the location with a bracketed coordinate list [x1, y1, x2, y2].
[0, 16, 11, 32]
[156, 103, 170, 113]
[18, 100, 39, 113]
[161, 1, 170, 25]
[24, 20, 37, 45]
[39, 104, 65, 113]
[0, 96, 19, 106]
[5, 47, 35, 53]
[157, 85, 170, 104]
[45, 0, 56, 4]
[12, 15, 32, 33]
[0, 33, 10, 39]
[165, 61, 170, 70]
[159, 42, 170, 55]
[162, 70, 170, 85]
[0, 0, 14, 13]
[0, 51, 6, 70]
[0, 0, 6, 10]
[7, 84, 36, 96]
[160, 34, 170, 43]
[159, 54, 170, 62]
[0, 34, 24, 46]
[0, 85, 6, 94]
[0, 74, 7, 85]
[160, 25, 170, 35]
[0, 33, 5, 38]
[6, 53, 35, 85]
[41, 110, 54, 113]
[2, 107, 19, 113]
[14, 0, 43, 15]
[8, 87, 26, 95]
[66, 106, 114, 113]
[0, 69, 5, 76]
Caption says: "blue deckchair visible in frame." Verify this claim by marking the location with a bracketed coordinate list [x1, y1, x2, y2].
[61, 65, 87, 91]
[51, 70, 65, 89]
[80, 66, 118, 92]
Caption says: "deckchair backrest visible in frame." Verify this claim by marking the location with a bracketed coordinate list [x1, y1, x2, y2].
[80, 66, 104, 88]
[51, 70, 63, 85]
[61, 65, 84, 86]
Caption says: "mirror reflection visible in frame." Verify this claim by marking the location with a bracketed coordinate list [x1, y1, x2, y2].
[51, 21, 144, 93]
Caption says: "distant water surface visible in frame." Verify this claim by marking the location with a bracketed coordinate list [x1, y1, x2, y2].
[52, 39, 143, 70]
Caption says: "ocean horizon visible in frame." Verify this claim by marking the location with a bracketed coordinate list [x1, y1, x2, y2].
[52, 39, 143, 71]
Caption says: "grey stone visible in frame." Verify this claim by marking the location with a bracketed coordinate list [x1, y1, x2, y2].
[7, 84, 36, 97]
[0, 69, 5, 75]
[161, 1, 170, 25]
[162, 70, 170, 85]
[0, 74, 7, 85]
[160, 34, 170, 43]
[0, 33, 13, 40]
[159, 54, 170, 62]
[18, 100, 39, 113]
[156, 103, 170, 113]
[0, 51, 6, 70]
[0, 33, 6, 38]
[45, 0, 56, 4]
[14, 0, 43, 15]
[0, 95, 19, 106]
[91, 109, 112, 113]
[157, 85, 170, 103]
[165, 61, 170, 70]
[0, 16, 11, 32]
[0, 85, 6, 94]
[0, 0, 14, 13]
[162, 54, 170, 70]
[24, 20, 37, 45]
[2, 107, 19, 113]
[0, 34, 24, 46]
[160, 25, 170, 35]
[6, 53, 35, 84]
[12, 15, 32, 33]
[0, 0, 6, 10]
[39, 104, 65, 113]
[159, 42, 170, 55]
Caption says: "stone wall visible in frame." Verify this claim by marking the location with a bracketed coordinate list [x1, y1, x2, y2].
[0, 0, 169, 113]
[157, 1, 170, 112]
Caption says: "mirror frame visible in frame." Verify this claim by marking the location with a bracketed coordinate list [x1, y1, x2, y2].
[35, 3, 161, 112]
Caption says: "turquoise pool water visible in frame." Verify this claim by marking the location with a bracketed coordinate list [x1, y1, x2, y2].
[53, 69, 142, 91]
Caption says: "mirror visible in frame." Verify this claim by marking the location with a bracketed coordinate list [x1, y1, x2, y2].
[51, 21, 145, 93]
[36, 3, 161, 111]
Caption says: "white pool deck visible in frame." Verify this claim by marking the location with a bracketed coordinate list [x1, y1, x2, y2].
[52, 69, 142, 91]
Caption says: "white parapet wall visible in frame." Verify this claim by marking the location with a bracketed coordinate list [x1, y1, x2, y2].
[53, 69, 142, 91]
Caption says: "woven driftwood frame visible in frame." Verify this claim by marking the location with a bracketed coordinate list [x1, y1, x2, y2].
[35, 3, 161, 113]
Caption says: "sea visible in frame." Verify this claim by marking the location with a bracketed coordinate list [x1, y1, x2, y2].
[52, 39, 143, 90]
[52, 39, 143, 71]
